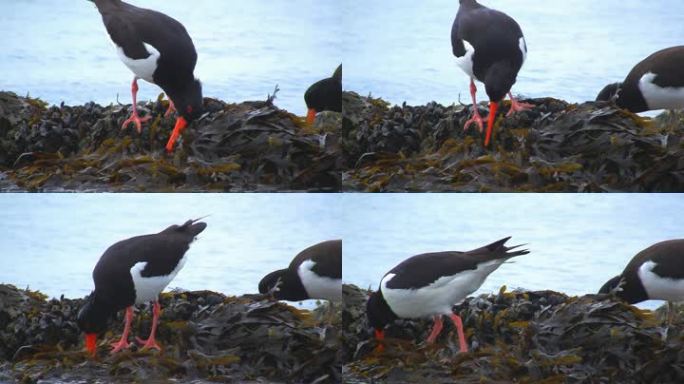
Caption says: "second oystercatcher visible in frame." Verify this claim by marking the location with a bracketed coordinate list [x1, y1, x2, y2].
[77, 218, 207, 355]
[366, 237, 529, 352]
[451, 0, 532, 146]
[599, 239, 684, 324]
[596, 46, 684, 113]
[90, 0, 203, 152]
[259, 239, 342, 301]
[304, 65, 342, 124]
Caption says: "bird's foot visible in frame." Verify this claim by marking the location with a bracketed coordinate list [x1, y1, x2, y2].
[121, 111, 151, 133]
[110, 338, 130, 353]
[506, 97, 534, 117]
[164, 100, 176, 118]
[136, 336, 162, 351]
[463, 109, 485, 132]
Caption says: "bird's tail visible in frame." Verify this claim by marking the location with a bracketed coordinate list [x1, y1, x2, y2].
[467, 236, 530, 261]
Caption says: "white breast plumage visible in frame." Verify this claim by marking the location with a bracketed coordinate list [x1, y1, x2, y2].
[116, 42, 160, 84]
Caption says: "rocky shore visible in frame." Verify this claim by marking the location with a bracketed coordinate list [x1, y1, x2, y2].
[0, 91, 340, 192]
[342, 284, 684, 383]
[0, 284, 340, 383]
[341, 91, 684, 192]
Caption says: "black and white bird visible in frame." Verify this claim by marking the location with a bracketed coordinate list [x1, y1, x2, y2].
[77, 218, 207, 355]
[90, 0, 203, 153]
[451, 0, 532, 147]
[258, 239, 342, 302]
[304, 65, 342, 124]
[596, 46, 684, 113]
[599, 239, 684, 323]
[366, 237, 528, 353]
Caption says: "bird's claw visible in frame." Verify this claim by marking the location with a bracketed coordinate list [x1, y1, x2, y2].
[136, 336, 162, 351]
[121, 112, 151, 133]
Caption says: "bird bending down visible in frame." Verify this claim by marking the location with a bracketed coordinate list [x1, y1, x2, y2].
[596, 46, 684, 113]
[77, 218, 207, 355]
[259, 240, 342, 302]
[599, 239, 684, 325]
[366, 237, 529, 353]
[90, 0, 203, 152]
[452, 0, 532, 146]
[305, 65, 342, 124]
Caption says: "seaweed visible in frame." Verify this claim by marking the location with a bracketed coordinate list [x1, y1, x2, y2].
[0, 91, 340, 192]
[341, 92, 684, 191]
[0, 284, 340, 383]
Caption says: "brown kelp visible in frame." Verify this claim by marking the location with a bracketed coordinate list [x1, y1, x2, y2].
[0, 91, 340, 191]
[342, 284, 684, 383]
[0, 284, 340, 383]
[341, 91, 684, 192]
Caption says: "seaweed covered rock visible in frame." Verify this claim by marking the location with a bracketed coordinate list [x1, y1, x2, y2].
[0, 284, 340, 383]
[342, 284, 684, 383]
[341, 91, 684, 192]
[0, 91, 340, 191]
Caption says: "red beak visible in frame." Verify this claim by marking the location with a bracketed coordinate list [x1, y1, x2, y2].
[306, 108, 317, 124]
[85, 333, 97, 356]
[374, 328, 385, 353]
[485, 101, 499, 147]
[166, 116, 188, 153]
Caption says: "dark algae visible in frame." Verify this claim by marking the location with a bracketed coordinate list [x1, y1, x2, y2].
[0, 284, 340, 383]
[0, 91, 340, 192]
[341, 91, 684, 192]
[342, 284, 684, 384]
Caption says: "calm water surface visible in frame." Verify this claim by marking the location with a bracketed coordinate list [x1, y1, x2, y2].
[343, 0, 684, 109]
[0, 194, 342, 306]
[0, 0, 341, 115]
[339, 194, 684, 310]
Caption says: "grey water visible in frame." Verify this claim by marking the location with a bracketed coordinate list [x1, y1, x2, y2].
[339, 194, 684, 310]
[343, 0, 684, 110]
[0, 0, 341, 116]
[0, 194, 342, 306]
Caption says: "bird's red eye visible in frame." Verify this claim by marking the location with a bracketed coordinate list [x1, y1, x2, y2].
[186, 106, 193, 114]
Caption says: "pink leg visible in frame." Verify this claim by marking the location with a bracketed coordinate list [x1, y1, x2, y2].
[464, 79, 485, 132]
[164, 99, 176, 118]
[448, 313, 468, 353]
[110, 306, 133, 353]
[426, 315, 444, 344]
[121, 77, 151, 133]
[136, 301, 162, 350]
[506, 92, 534, 117]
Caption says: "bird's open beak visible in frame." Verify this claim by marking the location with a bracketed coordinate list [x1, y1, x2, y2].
[166, 116, 188, 153]
[374, 328, 385, 353]
[85, 333, 97, 356]
[306, 108, 317, 124]
[485, 101, 498, 147]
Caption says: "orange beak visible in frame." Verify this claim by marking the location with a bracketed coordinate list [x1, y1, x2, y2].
[85, 333, 97, 356]
[374, 328, 385, 353]
[484, 101, 499, 147]
[166, 116, 188, 153]
[306, 108, 317, 124]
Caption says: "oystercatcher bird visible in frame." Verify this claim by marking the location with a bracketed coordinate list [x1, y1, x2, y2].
[596, 46, 684, 113]
[599, 239, 684, 324]
[304, 64, 342, 124]
[259, 239, 342, 301]
[90, 0, 203, 152]
[451, 0, 532, 146]
[77, 218, 207, 355]
[367, 237, 528, 353]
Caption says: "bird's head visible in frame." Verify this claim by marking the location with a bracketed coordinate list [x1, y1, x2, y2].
[258, 269, 308, 301]
[77, 292, 112, 356]
[366, 290, 397, 343]
[596, 82, 622, 103]
[166, 79, 203, 152]
[304, 65, 342, 124]
[258, 269, 286, 297]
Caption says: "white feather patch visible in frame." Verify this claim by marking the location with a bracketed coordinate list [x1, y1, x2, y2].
[639, 72, 684, 110]
[638, 260, 684, 302]
[519, 37, 527, 64]
[130, 254, 187, 304]
[381, 259, 505, 319]
[455, 39, 476, 79]
[116, 42, 160, 84]
[297, 259, 341, 301]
